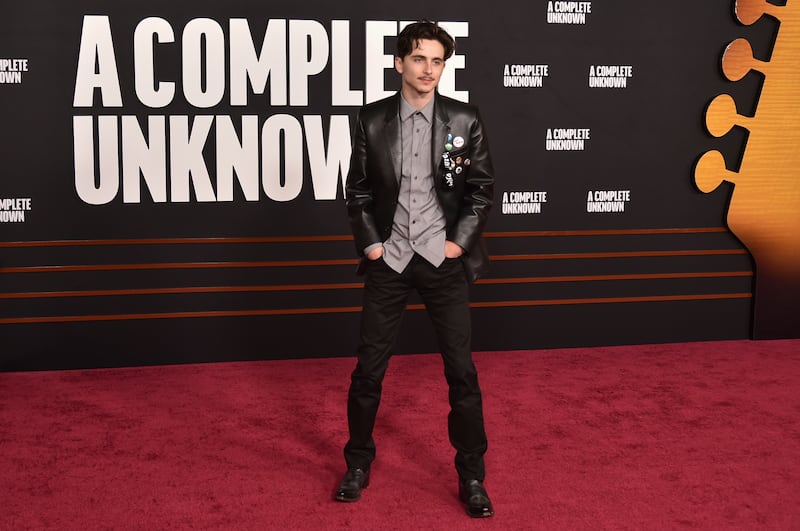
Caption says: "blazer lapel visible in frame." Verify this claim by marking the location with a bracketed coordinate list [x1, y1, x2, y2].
[383, 94, 402, 183]
[432, 94, 451, 188]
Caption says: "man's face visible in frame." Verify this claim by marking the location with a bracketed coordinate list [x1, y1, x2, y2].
[394, 39, 446, 97]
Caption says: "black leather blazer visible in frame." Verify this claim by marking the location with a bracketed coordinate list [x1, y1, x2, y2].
[345, 92, 495, 282]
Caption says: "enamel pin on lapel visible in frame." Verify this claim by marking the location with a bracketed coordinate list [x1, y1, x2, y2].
[442, 135, 456, 187]
[442, 153, 453, 171]
[445, 133, 454, 152]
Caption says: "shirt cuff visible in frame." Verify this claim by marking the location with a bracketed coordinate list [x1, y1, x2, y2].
[364, 242, 383, 256]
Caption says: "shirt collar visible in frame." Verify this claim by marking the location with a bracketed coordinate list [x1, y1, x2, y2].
[399, 94, 434, 123]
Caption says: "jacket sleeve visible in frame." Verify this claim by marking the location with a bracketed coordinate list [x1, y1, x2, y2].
[345, 110, 382, 256]
[450, 108, 495, 253]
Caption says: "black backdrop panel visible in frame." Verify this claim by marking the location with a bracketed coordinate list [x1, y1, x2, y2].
[2, 0, 789, 370]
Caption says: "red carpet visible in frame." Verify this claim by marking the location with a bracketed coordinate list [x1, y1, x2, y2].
[1, 340, 799, 529]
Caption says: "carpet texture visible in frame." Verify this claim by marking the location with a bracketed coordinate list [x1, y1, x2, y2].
[1, 340, 799, 529]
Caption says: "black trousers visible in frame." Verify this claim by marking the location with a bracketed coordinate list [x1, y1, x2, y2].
[344, 253, 488, 481]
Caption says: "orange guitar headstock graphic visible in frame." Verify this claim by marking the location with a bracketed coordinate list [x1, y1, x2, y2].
[694, 0, 800, 338]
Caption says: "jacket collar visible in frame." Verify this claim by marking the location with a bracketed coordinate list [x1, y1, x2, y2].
[384, 94, 402, 181]
[432, 94, 452, 185]
[383, 92, 452, 183]
[383, 91, 450, 123]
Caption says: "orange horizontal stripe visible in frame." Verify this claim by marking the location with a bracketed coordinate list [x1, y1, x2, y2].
[486, 227, 729, 238]
[0, 271, 753, 300]
[0, 306, 363, 324]
[477, 271, 753, 284]
[470, 293, 752, 308]
[0, 235, 354, 248]
[0, 259, 359, 274]
[0, 283, 365, 299]
[492, 249, 748, 261]
[0, 228, 727, 248]
[0, 293, 752, 324]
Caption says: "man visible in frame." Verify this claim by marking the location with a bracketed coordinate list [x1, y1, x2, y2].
[335, 21, 495, 518]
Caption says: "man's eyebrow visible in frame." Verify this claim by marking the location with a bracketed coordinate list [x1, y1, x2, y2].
[410, 54, 445, 61]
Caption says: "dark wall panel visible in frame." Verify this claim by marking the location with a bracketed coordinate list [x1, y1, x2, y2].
[2, 1, 796, 370]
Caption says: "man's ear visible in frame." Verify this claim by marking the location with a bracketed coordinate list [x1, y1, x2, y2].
[394, 55, 403, 74]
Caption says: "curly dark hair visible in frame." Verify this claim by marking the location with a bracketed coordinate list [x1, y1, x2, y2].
[396, 21, 455, 60]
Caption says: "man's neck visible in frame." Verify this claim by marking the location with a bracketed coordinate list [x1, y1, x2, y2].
[401, 87, 435, 110]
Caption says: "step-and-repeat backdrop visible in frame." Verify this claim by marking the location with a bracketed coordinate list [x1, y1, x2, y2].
[2, 0, 798, 370]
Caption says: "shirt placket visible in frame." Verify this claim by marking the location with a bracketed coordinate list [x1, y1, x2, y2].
[408, 112, 419, 247]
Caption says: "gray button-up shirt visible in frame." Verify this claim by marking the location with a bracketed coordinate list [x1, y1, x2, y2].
[379, 96, 447, 274]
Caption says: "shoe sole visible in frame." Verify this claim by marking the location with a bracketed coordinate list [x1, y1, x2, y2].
[465, 508, 494, 518]
[334, 493, 361, 502]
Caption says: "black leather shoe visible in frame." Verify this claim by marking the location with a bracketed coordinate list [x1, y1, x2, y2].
[459, 479, 494, 518]
[334, 467, 370, 502]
